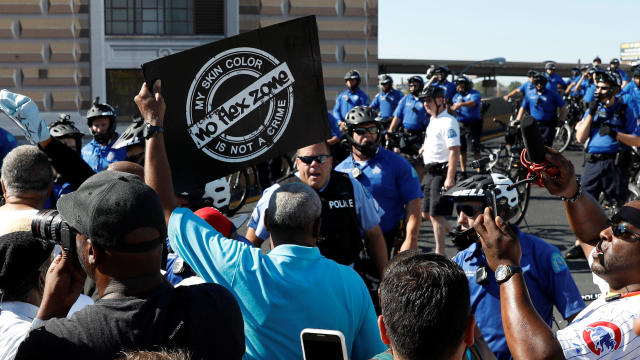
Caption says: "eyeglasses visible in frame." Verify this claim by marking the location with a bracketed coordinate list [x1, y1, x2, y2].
[353, 127, 379, 135]
[297, 155, 331, 165]
[596, 86, 610, 91]
[608, 218, 640, 241]
[455, 203, 485, 217]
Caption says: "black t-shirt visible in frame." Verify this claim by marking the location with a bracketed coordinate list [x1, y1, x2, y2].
[15, 281, 245, 359]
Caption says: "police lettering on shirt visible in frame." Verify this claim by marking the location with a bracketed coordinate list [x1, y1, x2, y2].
[328, 199, 354, 209]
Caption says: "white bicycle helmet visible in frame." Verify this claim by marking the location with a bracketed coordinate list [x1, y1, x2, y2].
[444, 173, 519, 221]
[203, 178, 231, 210]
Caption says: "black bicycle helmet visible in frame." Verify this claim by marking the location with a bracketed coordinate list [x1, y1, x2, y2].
[112, 119, 144, 150]
[343, 106, 382, 157]
[86, 97, 117, 142]
[610, 58, 620, 65]
[633, 67, 640, 78]
[593, 56, 602, 63]
[407, 76, 425, 92]
[344, 70, 361, 81]
[544, 62, 556, 71]
[419, 85, 445, 100]
[571, 67, 580, 76]
[48, 114, 84, 153]
[434, 65, 450, 75]
[378, 74, 393, 86]
[455, 75, 473, 92]
[532, 74, 548, 87]
[527, 69, 538, 77]
[596, 71, 621, 89]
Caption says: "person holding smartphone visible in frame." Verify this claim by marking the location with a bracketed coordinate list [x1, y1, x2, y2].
[444, 173, 585, 360]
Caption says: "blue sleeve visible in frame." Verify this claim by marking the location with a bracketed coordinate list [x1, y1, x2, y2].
[332, 93, 343, 121]
[396, 158, 423, 203]
[0, 128, 18, 159]
[547, 249, 586, 319]
[623, 104, 637, 134]
[327, 112, 342, 138]
[393, 96, 405, 119]
[452, 94, 461, 104]
[555, 92, 566, 107]
[620, 69, 628, 82]
[370, 94, 380, 110]
[350, 177, 384, 231]
[557, 76, 566, 87]
[363, 92, 370, 106]
[518, 83, 526, 92]
[168, 207, 261, 288]
[246, 184, 280, 240]
[470, 91, 482, 105]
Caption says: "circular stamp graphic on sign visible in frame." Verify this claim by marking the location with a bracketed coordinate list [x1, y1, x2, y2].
[186, 47, 295, 162]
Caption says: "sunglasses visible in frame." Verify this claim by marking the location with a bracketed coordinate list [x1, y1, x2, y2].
[297, 155, 331, 165]
[608, 218, 640, 241]
[353, 127, 379, 135]
[596, 86, 610, 91]
[456, 203, 485, 217]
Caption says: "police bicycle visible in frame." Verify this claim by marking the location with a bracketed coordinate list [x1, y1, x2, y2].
[384, 129, 423, 167]
[552, 94, 583, 153]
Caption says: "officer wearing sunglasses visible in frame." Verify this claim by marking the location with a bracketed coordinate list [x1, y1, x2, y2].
[246, 141, 389, 282]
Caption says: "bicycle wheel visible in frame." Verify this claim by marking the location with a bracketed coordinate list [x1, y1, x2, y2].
[510, 168, 530, 225]
[552, 124, 571, 153]
[225, 169, 249, 217]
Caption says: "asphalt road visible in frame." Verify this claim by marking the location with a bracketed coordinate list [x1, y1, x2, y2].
[234, 140, 601, 330]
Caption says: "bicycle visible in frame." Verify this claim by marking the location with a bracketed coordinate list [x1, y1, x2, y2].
[552, 94, 583, 153]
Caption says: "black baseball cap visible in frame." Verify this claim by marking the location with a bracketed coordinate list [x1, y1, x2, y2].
[0, 231, 53, 296]
[57, 171, 167, 251]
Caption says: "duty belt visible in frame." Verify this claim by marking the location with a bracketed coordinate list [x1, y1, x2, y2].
[585, 153, 617, 163]
[425, 162, 448, 175]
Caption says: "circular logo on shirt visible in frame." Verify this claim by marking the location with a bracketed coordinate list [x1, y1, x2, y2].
[582, 321, 622, 356]
[106, 151, 115, 162]
[186, 47, 295, 163]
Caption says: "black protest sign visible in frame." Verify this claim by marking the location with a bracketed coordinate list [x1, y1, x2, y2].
[142, 16, 330, 192]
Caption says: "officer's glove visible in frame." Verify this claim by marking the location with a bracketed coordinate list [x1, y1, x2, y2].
[599, 125, 617, 139]
[588, 101, 598, 116]
[0, 89, 49, 143]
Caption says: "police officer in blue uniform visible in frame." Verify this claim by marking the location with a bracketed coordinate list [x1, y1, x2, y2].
[621, 67, 640, 120]
[609, 58, 628, 88]
[370, 74, 403, 126]
[335, 106, 423, 258]
[332, 70, 370, 126]
[445, 174, 585, 360]
[564, 67, 581, 94]
[516, 74, 567, 146]
[0, 127, 17, 170]
[576, 71, 640, 208]
[503, 70, 537, 101]
[544, 62, 566, 94]
[451, 75, 483, 177]
[388, 75, 429, 178]
[81, 97, 126, 172]
[426, 66, 457, 103]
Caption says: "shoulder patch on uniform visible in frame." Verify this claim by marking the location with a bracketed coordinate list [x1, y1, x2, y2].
[551, 252, 568, 273]
[448, 129, 457, 138]
[410, 166, 418, 179]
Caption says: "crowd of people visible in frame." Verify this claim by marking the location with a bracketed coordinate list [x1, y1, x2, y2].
[0, 54, 638, 359]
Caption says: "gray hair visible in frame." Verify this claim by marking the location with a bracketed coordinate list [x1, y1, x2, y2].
[266, 182, 321, 241]
[1, 145, 53, 196]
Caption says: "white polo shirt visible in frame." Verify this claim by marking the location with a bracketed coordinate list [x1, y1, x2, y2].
[422, 111, 460, 164]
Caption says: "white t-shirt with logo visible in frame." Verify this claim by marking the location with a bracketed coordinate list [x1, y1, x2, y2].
[556, 294, 640, 359]
[422, 111, 460, 164]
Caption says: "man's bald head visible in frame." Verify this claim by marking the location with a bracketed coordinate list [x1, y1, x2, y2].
[107, 161, 144, 180]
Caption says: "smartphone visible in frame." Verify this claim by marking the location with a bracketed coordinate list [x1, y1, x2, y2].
[484, 187, 498, 219]
[300, 328, 348, 360]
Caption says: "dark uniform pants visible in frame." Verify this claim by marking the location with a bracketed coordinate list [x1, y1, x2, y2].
[581, 157, 629, 205]
[537, 121, 556, 147]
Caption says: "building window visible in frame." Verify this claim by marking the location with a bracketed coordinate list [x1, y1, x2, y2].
[105, 0, 224, 36]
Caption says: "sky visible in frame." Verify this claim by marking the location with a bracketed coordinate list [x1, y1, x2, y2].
[378, 0, 640, 66]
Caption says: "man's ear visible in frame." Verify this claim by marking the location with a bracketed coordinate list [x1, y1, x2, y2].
[1, 179, 5, 197]
[464, 314, 476, 347]
[377, 315, 391, 346]
[86, 239, 100, 265]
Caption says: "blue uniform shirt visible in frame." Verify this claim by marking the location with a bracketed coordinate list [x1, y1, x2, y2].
[583, 82, 596, 103]
[452, 89, 482, 123]
[43, 180, 72, 210]
[571, 78, 590, 98]
[430, 81, 457, 101]
[622, 86, 640, 120]
[0, 127, 17, 169]
[521, 89, 565, 122]
[248, 172, 384, 240]
[393, 94, 429, 131]
[584, 98, 639, 154]
[327, 112, 342, 139]
[518, 81, 536, 97]
[370, 88, 403, 118]
[335, 147, 423, 234]
[544, 72, 566, 93]
[81, 134, 127, 172]
[332, 88, 370, 122]
[452, 226, 585, 360]
[614, 68, 628, 82]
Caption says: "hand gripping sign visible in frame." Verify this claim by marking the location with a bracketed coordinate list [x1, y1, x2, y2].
[143, 16, 330, 192]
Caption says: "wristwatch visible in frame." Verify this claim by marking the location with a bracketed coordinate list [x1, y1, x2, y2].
[495, 264, 522, 284]
[143, 122, 164, 139]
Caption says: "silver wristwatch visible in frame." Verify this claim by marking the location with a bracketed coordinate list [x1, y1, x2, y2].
[495, 264, 522, 284]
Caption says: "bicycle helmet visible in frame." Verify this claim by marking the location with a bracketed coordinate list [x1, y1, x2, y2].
[378, 74, 393, 86]
[596, 71, 621, 90]
[610, 58, 620, 66]
[203, 178, 231, 210]
[433, 65, 450, 75]
[593, 56, 602, 63]
[532, 73, 548, 87]
[344, 70, 361, 81]
[571, 67, 580, 76]
[48, 114, 84, 153]
[633, 67, 640, 78]
[527, 69, 538, 77]
[419, 85, 445, 100]
[343, 106, 382, 157]
[86, 97, 117, 143]
[407, 76, 425, 91]
[544, 62, 556, 71]
[455, 75, 473, 93]
[112, 119, 144, 150]
[443, 173, 519, 222]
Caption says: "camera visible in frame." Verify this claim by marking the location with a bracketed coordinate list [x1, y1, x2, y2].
[31, 209, 77, 253]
